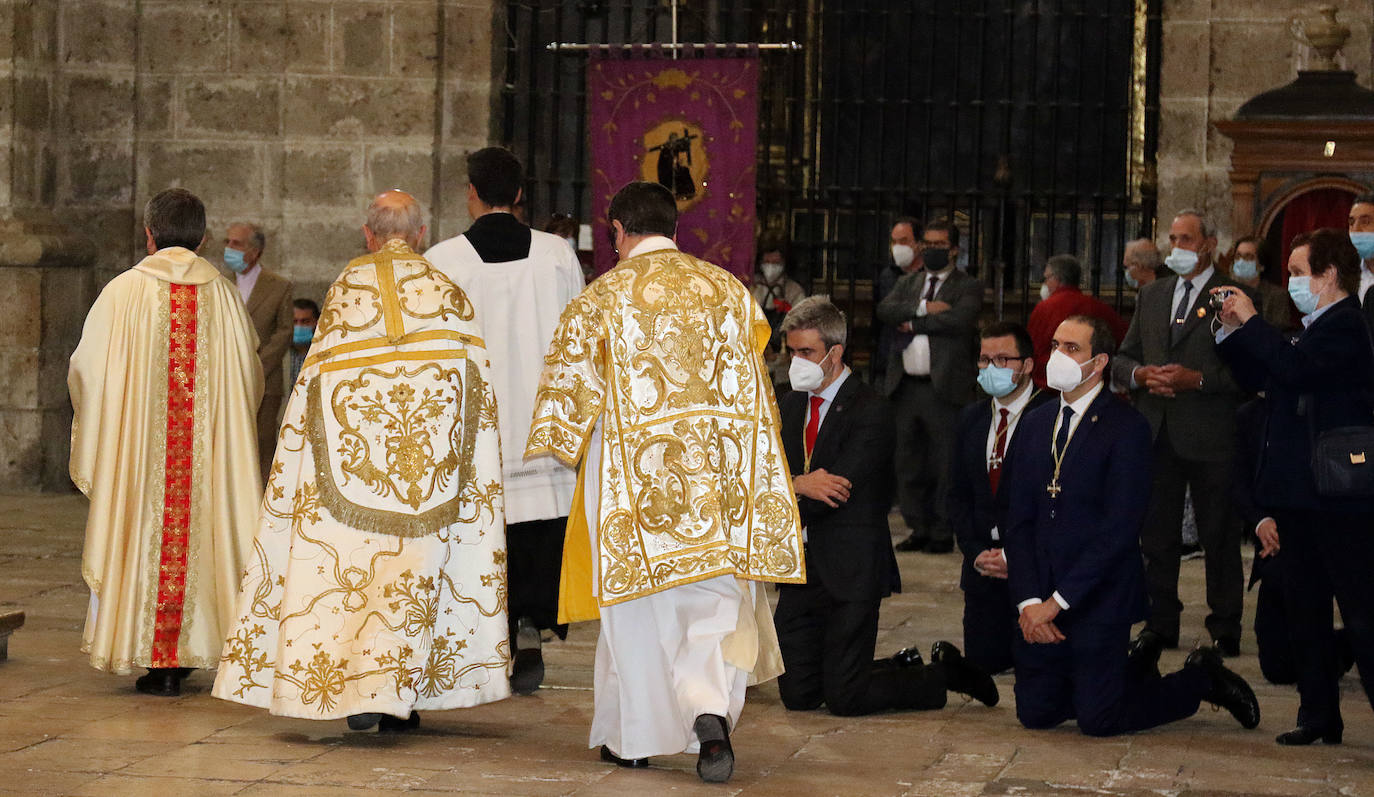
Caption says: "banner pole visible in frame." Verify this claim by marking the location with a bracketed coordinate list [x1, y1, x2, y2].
[545, 41, 801, 53]
[671, 0, 679, 60]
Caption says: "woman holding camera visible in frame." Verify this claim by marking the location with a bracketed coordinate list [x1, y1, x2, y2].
[1212, 228, 1374, 746]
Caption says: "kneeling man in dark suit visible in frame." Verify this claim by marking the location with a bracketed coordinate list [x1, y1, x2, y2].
[774, 297, 997, 715]
[1004, 315, 1259, 736]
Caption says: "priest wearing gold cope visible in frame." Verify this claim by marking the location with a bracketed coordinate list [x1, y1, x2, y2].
[526, 181, 804, 783]
[212, 190, 510, 731]
[70, 188, 264, 697]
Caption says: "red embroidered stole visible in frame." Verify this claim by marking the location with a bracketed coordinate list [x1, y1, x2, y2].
[151, 284, 197, 667]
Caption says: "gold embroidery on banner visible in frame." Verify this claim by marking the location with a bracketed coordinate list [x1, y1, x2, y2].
[304, 358, 497, 537]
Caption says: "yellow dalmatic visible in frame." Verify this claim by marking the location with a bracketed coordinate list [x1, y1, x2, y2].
[212, 239, 510, 720]
[70, 247, 264, 675]
[526, 247, 805, 614]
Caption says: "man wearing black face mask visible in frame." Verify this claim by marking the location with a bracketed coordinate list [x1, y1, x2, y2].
[876, 219, 985, 553]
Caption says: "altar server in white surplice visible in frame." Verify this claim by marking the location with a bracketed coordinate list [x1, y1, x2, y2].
[426, 147, 583, 695]
[526, 182, 805, 783]
[212, 190, 510, 732]
[70, 188, 263, 698]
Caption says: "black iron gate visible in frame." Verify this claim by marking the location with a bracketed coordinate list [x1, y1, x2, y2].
[500, 0, 1160, 371]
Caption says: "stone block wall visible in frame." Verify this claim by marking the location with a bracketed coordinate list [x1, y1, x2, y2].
[1158, 0, 1374, 243]
[14, 0, 498, 303]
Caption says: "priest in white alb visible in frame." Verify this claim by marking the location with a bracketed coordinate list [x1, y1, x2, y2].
[426, 146, 584, 694]
[70, 188, 264, 697]
[211, 190, 510, 731]
[526, 181, 804, 783]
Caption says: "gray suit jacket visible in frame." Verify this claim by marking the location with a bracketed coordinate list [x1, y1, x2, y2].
[875, 267, 983, 404]
[1110, 269, 1243, 461]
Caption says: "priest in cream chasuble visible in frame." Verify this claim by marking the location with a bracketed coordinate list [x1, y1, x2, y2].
[212, 192, 510, 726]
[69, 189, 264, 696]
[525, 182, 803, 776]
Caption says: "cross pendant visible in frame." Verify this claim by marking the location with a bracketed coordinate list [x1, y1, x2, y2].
[1046, 480, 1062, 498]
[987, 454, 1002, 470]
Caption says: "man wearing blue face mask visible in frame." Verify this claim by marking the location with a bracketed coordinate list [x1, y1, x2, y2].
[1346, 194, 1374, 331]
[224, 222, 294, 482]
[1112, 209, 1246, 663]
[947, 321, 1054, 674]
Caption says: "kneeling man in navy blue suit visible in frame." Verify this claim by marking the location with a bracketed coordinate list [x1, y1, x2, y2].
[1003, 315, 1260, 736]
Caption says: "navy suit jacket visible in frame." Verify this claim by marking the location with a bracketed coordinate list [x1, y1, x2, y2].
[1003, 386, 1151, 628]
[1218, 296, 1374, 513]
[947, 388, 1056, 593]
[780, 374, 900, 602]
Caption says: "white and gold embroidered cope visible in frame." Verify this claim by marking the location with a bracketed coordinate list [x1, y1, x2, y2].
[212, 239, 511, 719]
[526, 247, 805, 607]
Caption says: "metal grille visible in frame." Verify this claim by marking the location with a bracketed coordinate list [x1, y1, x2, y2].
[500, 0, 1161, 370]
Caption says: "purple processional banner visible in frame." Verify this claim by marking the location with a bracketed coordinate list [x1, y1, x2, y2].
[588, 56, 759, 279]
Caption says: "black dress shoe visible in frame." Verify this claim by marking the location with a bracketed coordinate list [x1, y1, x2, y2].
[888, 647, 924, 668]
[378, 711, 420, 732]
[1184, 646, 1260, 729]
[1211, 637, 1241, 658]
[510, 617, 545, 695]
[693, 713, 734, 783]
[1276, 725, 1342, 745]
[1127, 630, 1166, 680]
[599, 745, 649, 768]
[347, 713, 384, 730]
[931, 641, 999, 707]
[135, 668, 181, 697]
[922, 539, 955, 554]
[894, 534, 928, 552]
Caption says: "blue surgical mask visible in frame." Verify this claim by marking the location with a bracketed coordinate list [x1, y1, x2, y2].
[977, 364, 1018, 398]
[1164, 247, 1199, 276]
[1287, 275, 1319, 315]
[1231, 258, 1259, 280]
[293, 325, 314, 345]
[1350, 231, 1374, 260]
[224, 247, 249, 273]
[1124, 270, 1140, 290]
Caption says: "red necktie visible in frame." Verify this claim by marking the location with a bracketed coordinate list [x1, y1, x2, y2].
[924, 274, 941, 301]
[805, 395, 824, 461]
[989, 407, 1009, 493]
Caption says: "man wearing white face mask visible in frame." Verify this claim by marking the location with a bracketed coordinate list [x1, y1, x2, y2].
[1346, 194, 1374, 332]
[774, 297, 999, 715]
[1004, 315, 1259, 736]
[1112, 209, 1246, 663]
[751, 236, 808, 387]
[947, 321, 1054, 675]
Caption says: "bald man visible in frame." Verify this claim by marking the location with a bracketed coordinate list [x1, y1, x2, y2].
[1123, 239, 1164, 292]
[213, 190, 511, 730]
[224, 222, 294, 481]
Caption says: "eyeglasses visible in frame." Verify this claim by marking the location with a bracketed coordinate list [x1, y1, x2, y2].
[977, 355, 1027, 368]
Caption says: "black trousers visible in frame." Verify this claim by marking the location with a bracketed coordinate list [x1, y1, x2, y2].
[1272, 508, 1374, 732]
[1013, 620, 1208, 737]
[506, 517, 568, 640]
[1253, 555, 1297, 685]
[775, 581, 947, 715]
[891, 377, 960, 543]
[962, 580, 1016, 675]
[1139, 427, 1243, 643]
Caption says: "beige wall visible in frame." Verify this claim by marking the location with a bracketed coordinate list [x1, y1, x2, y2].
[6, 0, 498, 302]
[1157, 0, 1374, 244]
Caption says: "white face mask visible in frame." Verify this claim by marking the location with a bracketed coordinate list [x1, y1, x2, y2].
[1039, 283, 1052, 301]
[1165, 246, 1199, 276]
[788, 347, 834, 392]
[1045, 349, 1093, 394]
[761, 261, 785, 282]
[891, 244, 916, 269]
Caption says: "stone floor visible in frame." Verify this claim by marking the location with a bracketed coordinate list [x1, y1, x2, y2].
[2, 495, 1373, 796]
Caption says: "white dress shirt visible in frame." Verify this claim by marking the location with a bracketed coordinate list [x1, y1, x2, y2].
[236, 264, 261, 304]
[1359, 262, 1373, 305]
[901, 267, 953, 376]
[1016, 379, 1105, 613]
[803, 366, 851, 432]
[625, 235, 677, 259]
[982, 384, 1037, 544]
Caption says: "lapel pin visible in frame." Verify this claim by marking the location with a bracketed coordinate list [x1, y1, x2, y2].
[1196, 307, 1207, 318]
[1091, 415, 1098, 422]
